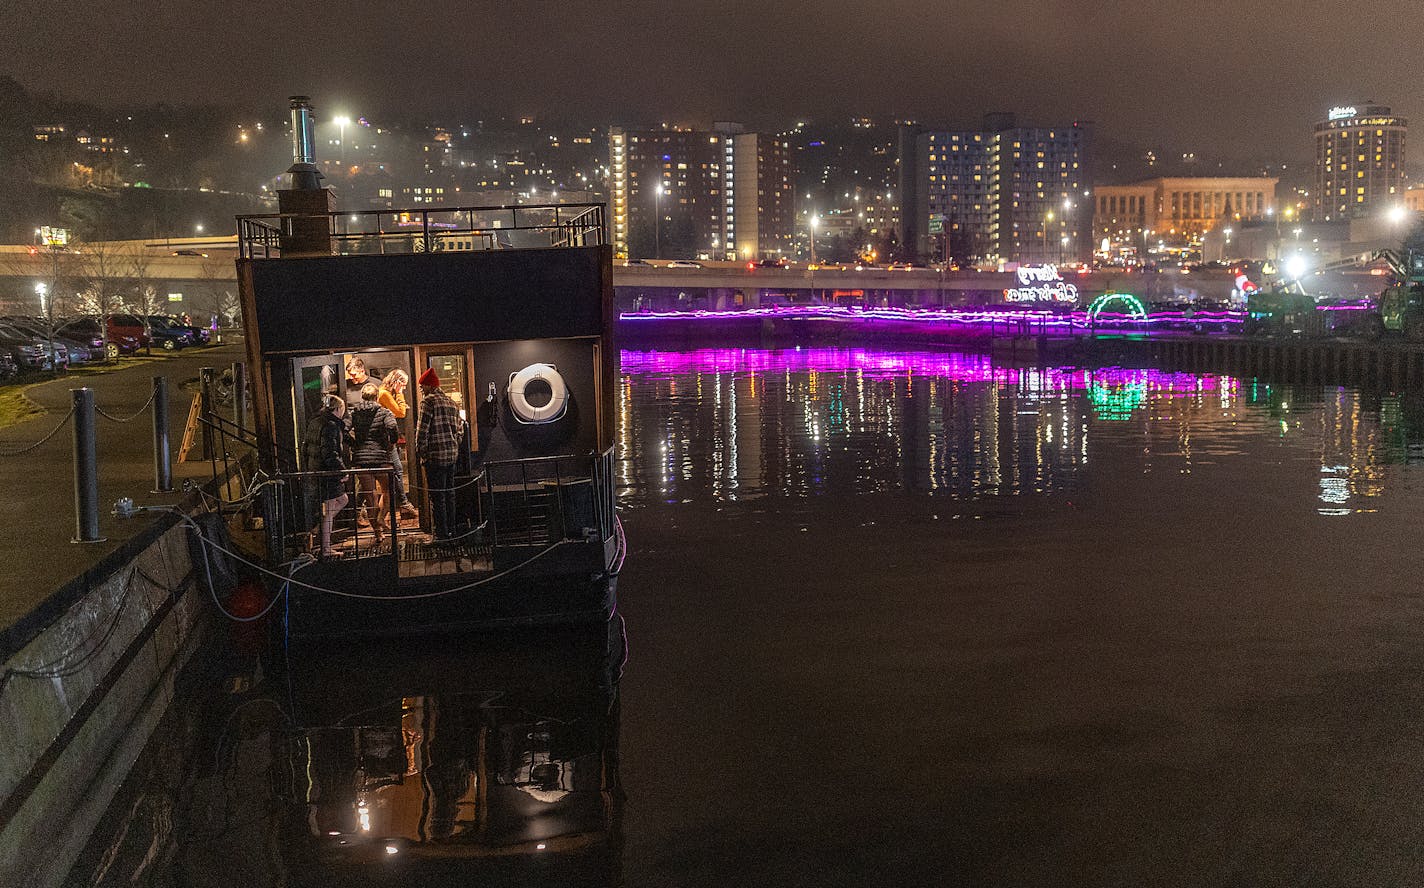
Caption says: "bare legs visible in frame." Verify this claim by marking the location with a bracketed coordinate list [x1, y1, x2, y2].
[355, 473, 392, 543]
[320, 492, 349, 556]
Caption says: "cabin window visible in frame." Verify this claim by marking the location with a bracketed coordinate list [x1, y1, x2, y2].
[425, 353, 469, 421]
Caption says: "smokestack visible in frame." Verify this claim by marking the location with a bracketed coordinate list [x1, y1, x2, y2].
[287, 95, 323, 191]
[278, 94, 335, 255]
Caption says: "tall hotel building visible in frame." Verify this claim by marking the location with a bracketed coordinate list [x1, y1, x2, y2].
[899, 113, 1093, 264]
[609, 125, 794, 260]
[1314, 104, 1407, 221]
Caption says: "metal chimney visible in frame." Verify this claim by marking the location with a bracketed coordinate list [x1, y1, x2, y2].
[287, 95, 323, 190]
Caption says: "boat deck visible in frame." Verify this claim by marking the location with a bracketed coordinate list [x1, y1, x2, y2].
[316, 512, 496, 577]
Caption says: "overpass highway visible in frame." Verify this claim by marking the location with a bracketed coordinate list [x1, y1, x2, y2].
[0, 240, 1237, 304]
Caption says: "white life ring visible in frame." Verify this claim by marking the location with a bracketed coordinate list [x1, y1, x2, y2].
[507, 363, 569, 424]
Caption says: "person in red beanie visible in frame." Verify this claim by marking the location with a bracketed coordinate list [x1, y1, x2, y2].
[414, 367, 461, 541]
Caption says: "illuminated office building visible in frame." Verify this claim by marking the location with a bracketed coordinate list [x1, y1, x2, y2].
[1093, 177, 1278, 245]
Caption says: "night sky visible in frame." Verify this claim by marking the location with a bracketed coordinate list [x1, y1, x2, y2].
[5, 0, 1420, 160]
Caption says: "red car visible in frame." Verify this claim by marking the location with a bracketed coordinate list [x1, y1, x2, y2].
[56, 318, 143, 359]
[107, 313, 152, 349]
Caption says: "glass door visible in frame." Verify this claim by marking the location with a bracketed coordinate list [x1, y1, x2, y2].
[291, 353, 341, 466]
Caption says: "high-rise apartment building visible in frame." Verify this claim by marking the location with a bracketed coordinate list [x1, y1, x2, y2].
[1314, 104, 1406, 221]
[609, 124, 793, 260]
[729, 132, 795, 260]
[900, 114, 1093, 264]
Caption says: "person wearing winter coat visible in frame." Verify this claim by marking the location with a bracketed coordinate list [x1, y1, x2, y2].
[312, 394, 350, 557]
[348, 383, 398, 543]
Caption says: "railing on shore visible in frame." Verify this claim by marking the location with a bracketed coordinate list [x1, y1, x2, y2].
[236, 203, 606, 259]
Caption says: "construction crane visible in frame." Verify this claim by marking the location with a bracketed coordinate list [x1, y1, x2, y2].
[1246, 249, 1424, 340]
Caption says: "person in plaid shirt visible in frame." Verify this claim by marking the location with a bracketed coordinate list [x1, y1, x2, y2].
[415, 367, 462, 541]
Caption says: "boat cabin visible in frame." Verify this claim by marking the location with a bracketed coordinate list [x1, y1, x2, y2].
[232, 200, 619, 635]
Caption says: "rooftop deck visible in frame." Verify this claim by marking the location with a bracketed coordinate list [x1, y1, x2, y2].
[236, 202, 606, 259]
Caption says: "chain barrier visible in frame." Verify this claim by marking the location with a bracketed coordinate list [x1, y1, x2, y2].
[95, 387, 158, 424]
[0, 406, 75, 457]
[405, 473, 484, 494]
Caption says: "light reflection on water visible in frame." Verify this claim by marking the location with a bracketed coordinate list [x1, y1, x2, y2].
[617, 347, 1424, 516]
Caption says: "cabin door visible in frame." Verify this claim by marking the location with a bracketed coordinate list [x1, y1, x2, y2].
[289, 353, 342, 467]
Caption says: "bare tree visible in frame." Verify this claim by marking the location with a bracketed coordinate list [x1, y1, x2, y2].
[0, 244, 81, 363]
[126, 242, 162, 355]
[199, 256, 240, 342]
[72, 237, 130, 362]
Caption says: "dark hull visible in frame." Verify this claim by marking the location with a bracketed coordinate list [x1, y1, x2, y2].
[279, 540, 619, 639]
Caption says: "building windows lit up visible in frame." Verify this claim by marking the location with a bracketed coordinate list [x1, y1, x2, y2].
[1314, 104, 1406, 221]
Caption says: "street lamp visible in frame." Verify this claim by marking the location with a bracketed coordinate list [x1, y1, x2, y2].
[654, 184, 664, 259]
[35, 282, 53, 361]
[334, 115, 350, 164]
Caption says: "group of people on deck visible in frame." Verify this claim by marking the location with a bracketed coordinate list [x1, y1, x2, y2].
[308, 358, 465, 557]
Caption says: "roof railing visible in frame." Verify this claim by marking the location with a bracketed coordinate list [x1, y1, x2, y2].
[236, 202, 606, 259]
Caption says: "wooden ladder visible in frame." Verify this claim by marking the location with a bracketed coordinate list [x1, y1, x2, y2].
[177, 391, 203, 462]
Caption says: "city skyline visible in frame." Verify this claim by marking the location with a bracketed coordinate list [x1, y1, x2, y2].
[2, 0, 1418, 164]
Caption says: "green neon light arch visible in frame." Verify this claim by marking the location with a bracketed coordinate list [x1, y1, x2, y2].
[1087, 293, 1147, 322]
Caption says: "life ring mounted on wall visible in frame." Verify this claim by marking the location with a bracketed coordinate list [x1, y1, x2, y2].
[507, 362, 569, 424]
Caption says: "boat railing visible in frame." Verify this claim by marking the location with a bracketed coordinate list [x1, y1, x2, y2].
[478, 448, 616, 550]
[266, 466, 405, 569]
[236, 202, 606, 259]
[251, 447, 616, 572]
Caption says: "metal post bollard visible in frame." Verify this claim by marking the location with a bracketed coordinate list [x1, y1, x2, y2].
[152, 375, 172, 492]
[72, 387, 104, 543]
[199, 366, 216, 460]
[232, 361, 247, 440]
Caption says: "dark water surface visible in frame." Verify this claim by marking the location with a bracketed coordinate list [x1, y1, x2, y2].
[87, 347, 1424, 886]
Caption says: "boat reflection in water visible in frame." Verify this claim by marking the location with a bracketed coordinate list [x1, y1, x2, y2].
[182, 607, 625, 887]
[285, 615, 624, 885]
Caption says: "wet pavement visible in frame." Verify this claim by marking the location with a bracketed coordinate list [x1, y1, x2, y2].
[0, 344, 241, 632]
[77, 347, 1424, 886]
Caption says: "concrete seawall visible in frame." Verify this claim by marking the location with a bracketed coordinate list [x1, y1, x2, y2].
[0, 510, 218, 888]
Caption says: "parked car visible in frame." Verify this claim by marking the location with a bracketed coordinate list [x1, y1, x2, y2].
[666, 260, 703, 268]
[0, 351, 17, 379]
[1, 318, 94, 364]
[140, 315, 194, 350]
[624, 258, 654, 267]
[152, 314, 210, 345]
[55, 318, 141, 359]
[0, 324, 53, 370]
[0, 322, 69, 367]
[107, 313, 153, 350]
